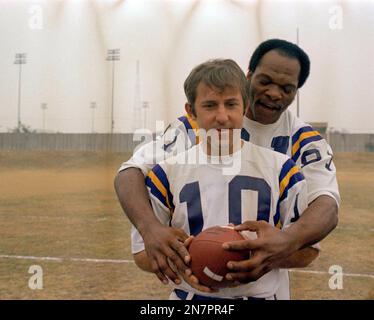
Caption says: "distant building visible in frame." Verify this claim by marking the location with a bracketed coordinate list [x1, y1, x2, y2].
[309, 122, 328, 137]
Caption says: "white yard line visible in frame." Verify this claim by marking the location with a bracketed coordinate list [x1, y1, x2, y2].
[0, 254, 134, 264]
[289, 269, 374, 279]
[336, 226, 374, 232]
[1, 254, 373, 279]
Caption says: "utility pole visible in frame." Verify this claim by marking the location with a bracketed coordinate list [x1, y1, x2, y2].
[296, 27, 300, 118]
[14, 53, 27, 131]
[106, 49, 120, 134]
[90, 101, 97, 133]
[142, 101, 149, 129]
[133, 60, 142, 131]
[41, 102, 47, 131]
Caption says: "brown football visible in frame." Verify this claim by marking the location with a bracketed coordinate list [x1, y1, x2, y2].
[188, 226, 249, 288]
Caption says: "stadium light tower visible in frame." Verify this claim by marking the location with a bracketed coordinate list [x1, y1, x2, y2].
[14, 53, 27, 131]
[90, 101, 97, 133]
[41, 102, 47, 131]
[106, 49, 120, 134]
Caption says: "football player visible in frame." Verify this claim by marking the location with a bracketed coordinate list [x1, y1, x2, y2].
[115, 39, 340, 299]
[131, 59, 318, 299]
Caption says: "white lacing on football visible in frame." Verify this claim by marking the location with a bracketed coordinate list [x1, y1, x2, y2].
[203, 266, 223, 282]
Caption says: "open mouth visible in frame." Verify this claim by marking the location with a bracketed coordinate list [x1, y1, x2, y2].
[257, 101, 281, 111]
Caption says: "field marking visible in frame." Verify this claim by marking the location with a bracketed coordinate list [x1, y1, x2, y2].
[0, 255, 64, 262]
[69, 257, 133, 264]
[1, 254, 373, 279]
[289, 269, 374, 279]
[336, 226, 374, 232]
[0, 255, 134, 264]
[1, 214, 373, 231]
[0, 215, 112, 223]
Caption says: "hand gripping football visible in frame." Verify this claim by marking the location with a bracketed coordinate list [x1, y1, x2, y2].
[188, 226, 249, 288]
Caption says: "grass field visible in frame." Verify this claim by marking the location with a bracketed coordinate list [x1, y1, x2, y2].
[0, 151, 373, 299]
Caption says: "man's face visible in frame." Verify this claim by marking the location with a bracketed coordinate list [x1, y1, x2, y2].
[246, 50, 301, 125]
[186, 82, 244, 153]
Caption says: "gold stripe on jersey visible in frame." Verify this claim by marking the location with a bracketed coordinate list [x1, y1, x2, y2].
[291, 131, 320, 157]
[186, 114, 200, 144]
[148, 170, 172, 210]
[275, 219, 282, 229]
[279, 166, 300, 199]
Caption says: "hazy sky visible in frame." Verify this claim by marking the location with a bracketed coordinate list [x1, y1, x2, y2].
[0, 0, 373, 133]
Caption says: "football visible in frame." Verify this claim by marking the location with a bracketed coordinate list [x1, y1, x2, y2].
[188, 226, 249, 288]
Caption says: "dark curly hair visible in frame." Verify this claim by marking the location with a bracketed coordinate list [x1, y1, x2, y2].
[249, 39, 310, 88]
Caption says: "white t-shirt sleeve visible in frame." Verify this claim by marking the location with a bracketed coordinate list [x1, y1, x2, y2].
[118, 120, 191, 177]
[131, 162, 174, 254]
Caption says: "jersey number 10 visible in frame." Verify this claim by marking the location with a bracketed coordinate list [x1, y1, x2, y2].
[179, 176, 271, 236]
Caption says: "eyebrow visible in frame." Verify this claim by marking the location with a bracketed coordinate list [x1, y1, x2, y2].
[225, 98, 240, 102]
[257, 73, 296, 89]
[201, 98, 240, 104]
[201, 100, 218, 105]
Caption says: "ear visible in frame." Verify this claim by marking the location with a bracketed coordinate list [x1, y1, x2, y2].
[185, 103, 196, 120]
[246, 71, 252, 82]
[243, 101, 250, 115]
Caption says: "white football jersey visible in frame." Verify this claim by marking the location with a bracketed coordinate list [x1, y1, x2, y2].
[241, 111, 340, 206]
[121, 110, 336, 299]
[131, 141, 308, 299]
[120, 110, 340, 206]
[120, 114, 196, 177]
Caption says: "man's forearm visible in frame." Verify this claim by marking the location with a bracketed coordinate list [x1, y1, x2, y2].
[284, 195, 338, 250]
[277, 247, 319, 268]
[114, 167, 162, 235]
[133, 251, 153, 273]
[115, 167, 190, 284]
